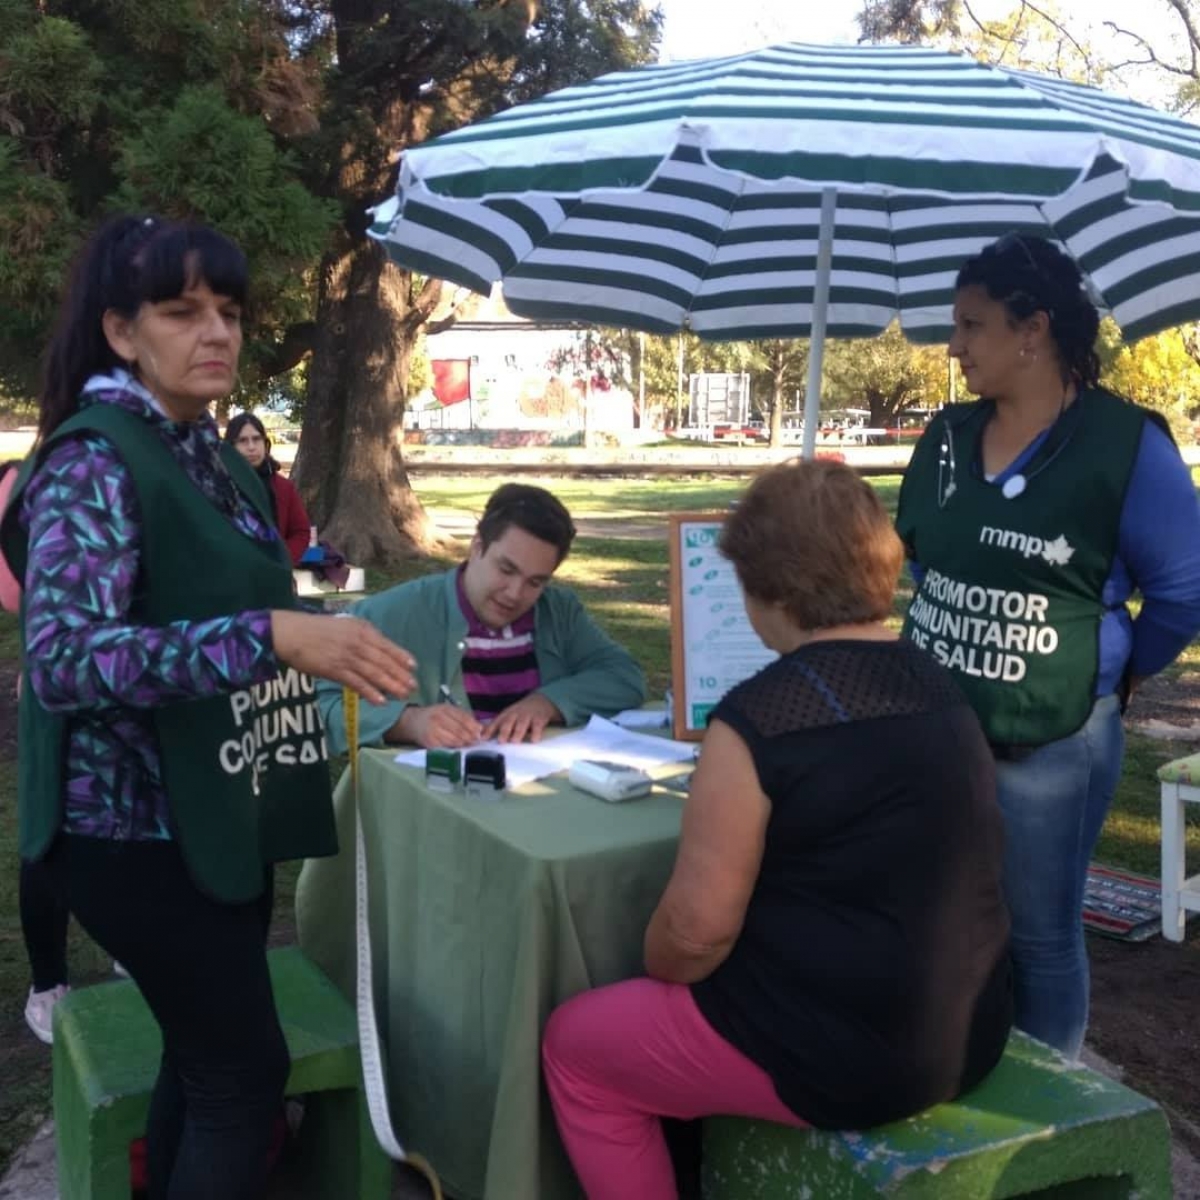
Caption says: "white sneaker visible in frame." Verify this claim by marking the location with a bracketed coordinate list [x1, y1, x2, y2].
[112, 961, 130, 978]
[24, 984, 69, 1045]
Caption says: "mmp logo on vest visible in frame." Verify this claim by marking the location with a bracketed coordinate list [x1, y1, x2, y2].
[979, 526, 1075, 566]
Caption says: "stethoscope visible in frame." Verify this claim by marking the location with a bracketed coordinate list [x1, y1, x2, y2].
[936, 395, 1083, 509]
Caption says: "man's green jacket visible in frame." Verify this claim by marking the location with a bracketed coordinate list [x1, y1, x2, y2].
[316, 567, 647, 754]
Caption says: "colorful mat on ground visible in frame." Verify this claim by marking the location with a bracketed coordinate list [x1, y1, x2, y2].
[1083, 864, 1173, 941]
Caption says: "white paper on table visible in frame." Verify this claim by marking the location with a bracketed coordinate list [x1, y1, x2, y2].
[611, 708, 670, 730]
[392, 714, 696, 789]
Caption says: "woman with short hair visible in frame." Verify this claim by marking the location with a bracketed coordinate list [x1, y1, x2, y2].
[543, 459, 1012, 1200]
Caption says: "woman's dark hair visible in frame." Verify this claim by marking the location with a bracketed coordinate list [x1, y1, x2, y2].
[956, 233, 1100, 387]
[39, 214, 248, 441]
[224, 411, 277, 472]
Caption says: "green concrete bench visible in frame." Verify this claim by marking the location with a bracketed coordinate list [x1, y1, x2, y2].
[702, 1030, 1172, 1199]
[52, 945, 391, 1200]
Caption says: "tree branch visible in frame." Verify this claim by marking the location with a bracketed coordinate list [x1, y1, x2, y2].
[961, 0, 990, 38]
[1166, 0, 1200, 76]
[259, 322, 316, 378]
[1017, 0, 1097, 77]
[1104, 17, 1196, 78]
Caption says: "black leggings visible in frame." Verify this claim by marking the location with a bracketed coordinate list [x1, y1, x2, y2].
[19, 857, 69, 991]
[44, 835, 288, 1200]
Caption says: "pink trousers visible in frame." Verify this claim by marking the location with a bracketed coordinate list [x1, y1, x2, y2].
[542, 978, 806, 1200]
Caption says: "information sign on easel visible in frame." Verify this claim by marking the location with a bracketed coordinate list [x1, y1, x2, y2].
[668, 513, 777, 741]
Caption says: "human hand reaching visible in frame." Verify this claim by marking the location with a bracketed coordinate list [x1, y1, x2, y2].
[269, 610, 416, 706]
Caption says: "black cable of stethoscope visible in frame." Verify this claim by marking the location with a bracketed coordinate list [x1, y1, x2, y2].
[937, 396, 1083, 509]
[937, 405, 984, 509]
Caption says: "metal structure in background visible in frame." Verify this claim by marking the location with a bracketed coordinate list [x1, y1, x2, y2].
[688, 372, 752, 429]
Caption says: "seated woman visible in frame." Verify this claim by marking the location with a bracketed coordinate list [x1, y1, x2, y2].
[542, 459, 1013, 1200]
[225, 412, 311, 565]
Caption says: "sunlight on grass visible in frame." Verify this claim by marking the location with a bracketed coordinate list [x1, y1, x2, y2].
[412, 473, 907, 523]
[1107, 734, 1200, 876]
[413, 475, 747, 518]
[556, 541, 670, 598]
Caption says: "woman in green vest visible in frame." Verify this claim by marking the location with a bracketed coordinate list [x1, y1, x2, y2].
[896, 234, 1200, 1060]
[0, 214, 417, 1200]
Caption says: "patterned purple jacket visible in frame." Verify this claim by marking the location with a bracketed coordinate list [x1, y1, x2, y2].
[19, 372, 282, 840]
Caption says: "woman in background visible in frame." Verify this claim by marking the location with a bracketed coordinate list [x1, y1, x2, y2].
[225, 411, 311, 565]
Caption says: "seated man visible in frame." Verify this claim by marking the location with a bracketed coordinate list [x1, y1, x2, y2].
[317, 483, 647, 751]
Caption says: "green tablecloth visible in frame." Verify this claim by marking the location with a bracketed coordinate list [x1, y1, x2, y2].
[295, 749, 684, 1200]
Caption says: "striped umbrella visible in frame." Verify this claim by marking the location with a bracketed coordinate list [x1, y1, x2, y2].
[368, 42, 1200, 457]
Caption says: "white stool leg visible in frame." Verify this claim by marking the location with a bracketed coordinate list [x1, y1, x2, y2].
[1162, 780, 1186, 943]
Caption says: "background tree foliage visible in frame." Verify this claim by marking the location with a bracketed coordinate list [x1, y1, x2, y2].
[859, 0, 1200, 113]
[1099, 324, 1200, 440]
[0, 1, 662, 563]
[822, 324, 948, 426]
[627, 326, 951, 438]
[0, 1, 336, 409]
[256, 0, 664, 564]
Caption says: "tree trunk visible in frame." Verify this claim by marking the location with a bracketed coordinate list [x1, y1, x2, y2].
[870, 386, 913, 428]
[291, 233, 442, 567]
[768, 344, 785, 448]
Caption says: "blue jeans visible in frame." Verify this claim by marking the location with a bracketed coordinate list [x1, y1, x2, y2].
[994, 694, 1124, 1060]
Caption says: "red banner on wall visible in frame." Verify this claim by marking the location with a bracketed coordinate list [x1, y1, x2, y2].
[432, 359, 471, 406]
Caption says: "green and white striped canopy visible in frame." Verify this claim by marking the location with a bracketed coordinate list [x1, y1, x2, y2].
[368, 41, 1200, 345]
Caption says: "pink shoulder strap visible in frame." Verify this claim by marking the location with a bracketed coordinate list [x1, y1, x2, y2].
[0, 466, 21, 612]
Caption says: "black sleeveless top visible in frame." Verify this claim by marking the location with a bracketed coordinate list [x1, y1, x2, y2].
[691, 639, 1012, 1129]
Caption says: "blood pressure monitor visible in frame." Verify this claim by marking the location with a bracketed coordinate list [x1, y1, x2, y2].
[568, 760, 653, 802]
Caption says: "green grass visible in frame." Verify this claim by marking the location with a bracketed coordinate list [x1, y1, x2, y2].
[1, 471, 1199, 1175]
[1098, 732, 1200, 876]
[414, 472, 906, 540]
[411, 473, 771, 519]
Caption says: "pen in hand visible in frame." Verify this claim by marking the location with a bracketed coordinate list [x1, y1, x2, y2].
[437, 683, 488, 744]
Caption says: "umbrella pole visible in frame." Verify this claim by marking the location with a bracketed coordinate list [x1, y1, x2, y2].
[801, 189, 836, 462]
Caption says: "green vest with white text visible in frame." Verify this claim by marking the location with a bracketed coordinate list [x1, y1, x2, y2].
[896, 389, 1145, 747]
[0, 404, 336, 902]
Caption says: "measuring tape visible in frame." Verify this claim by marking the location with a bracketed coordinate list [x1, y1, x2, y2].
[344, 687, 443, 1198]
